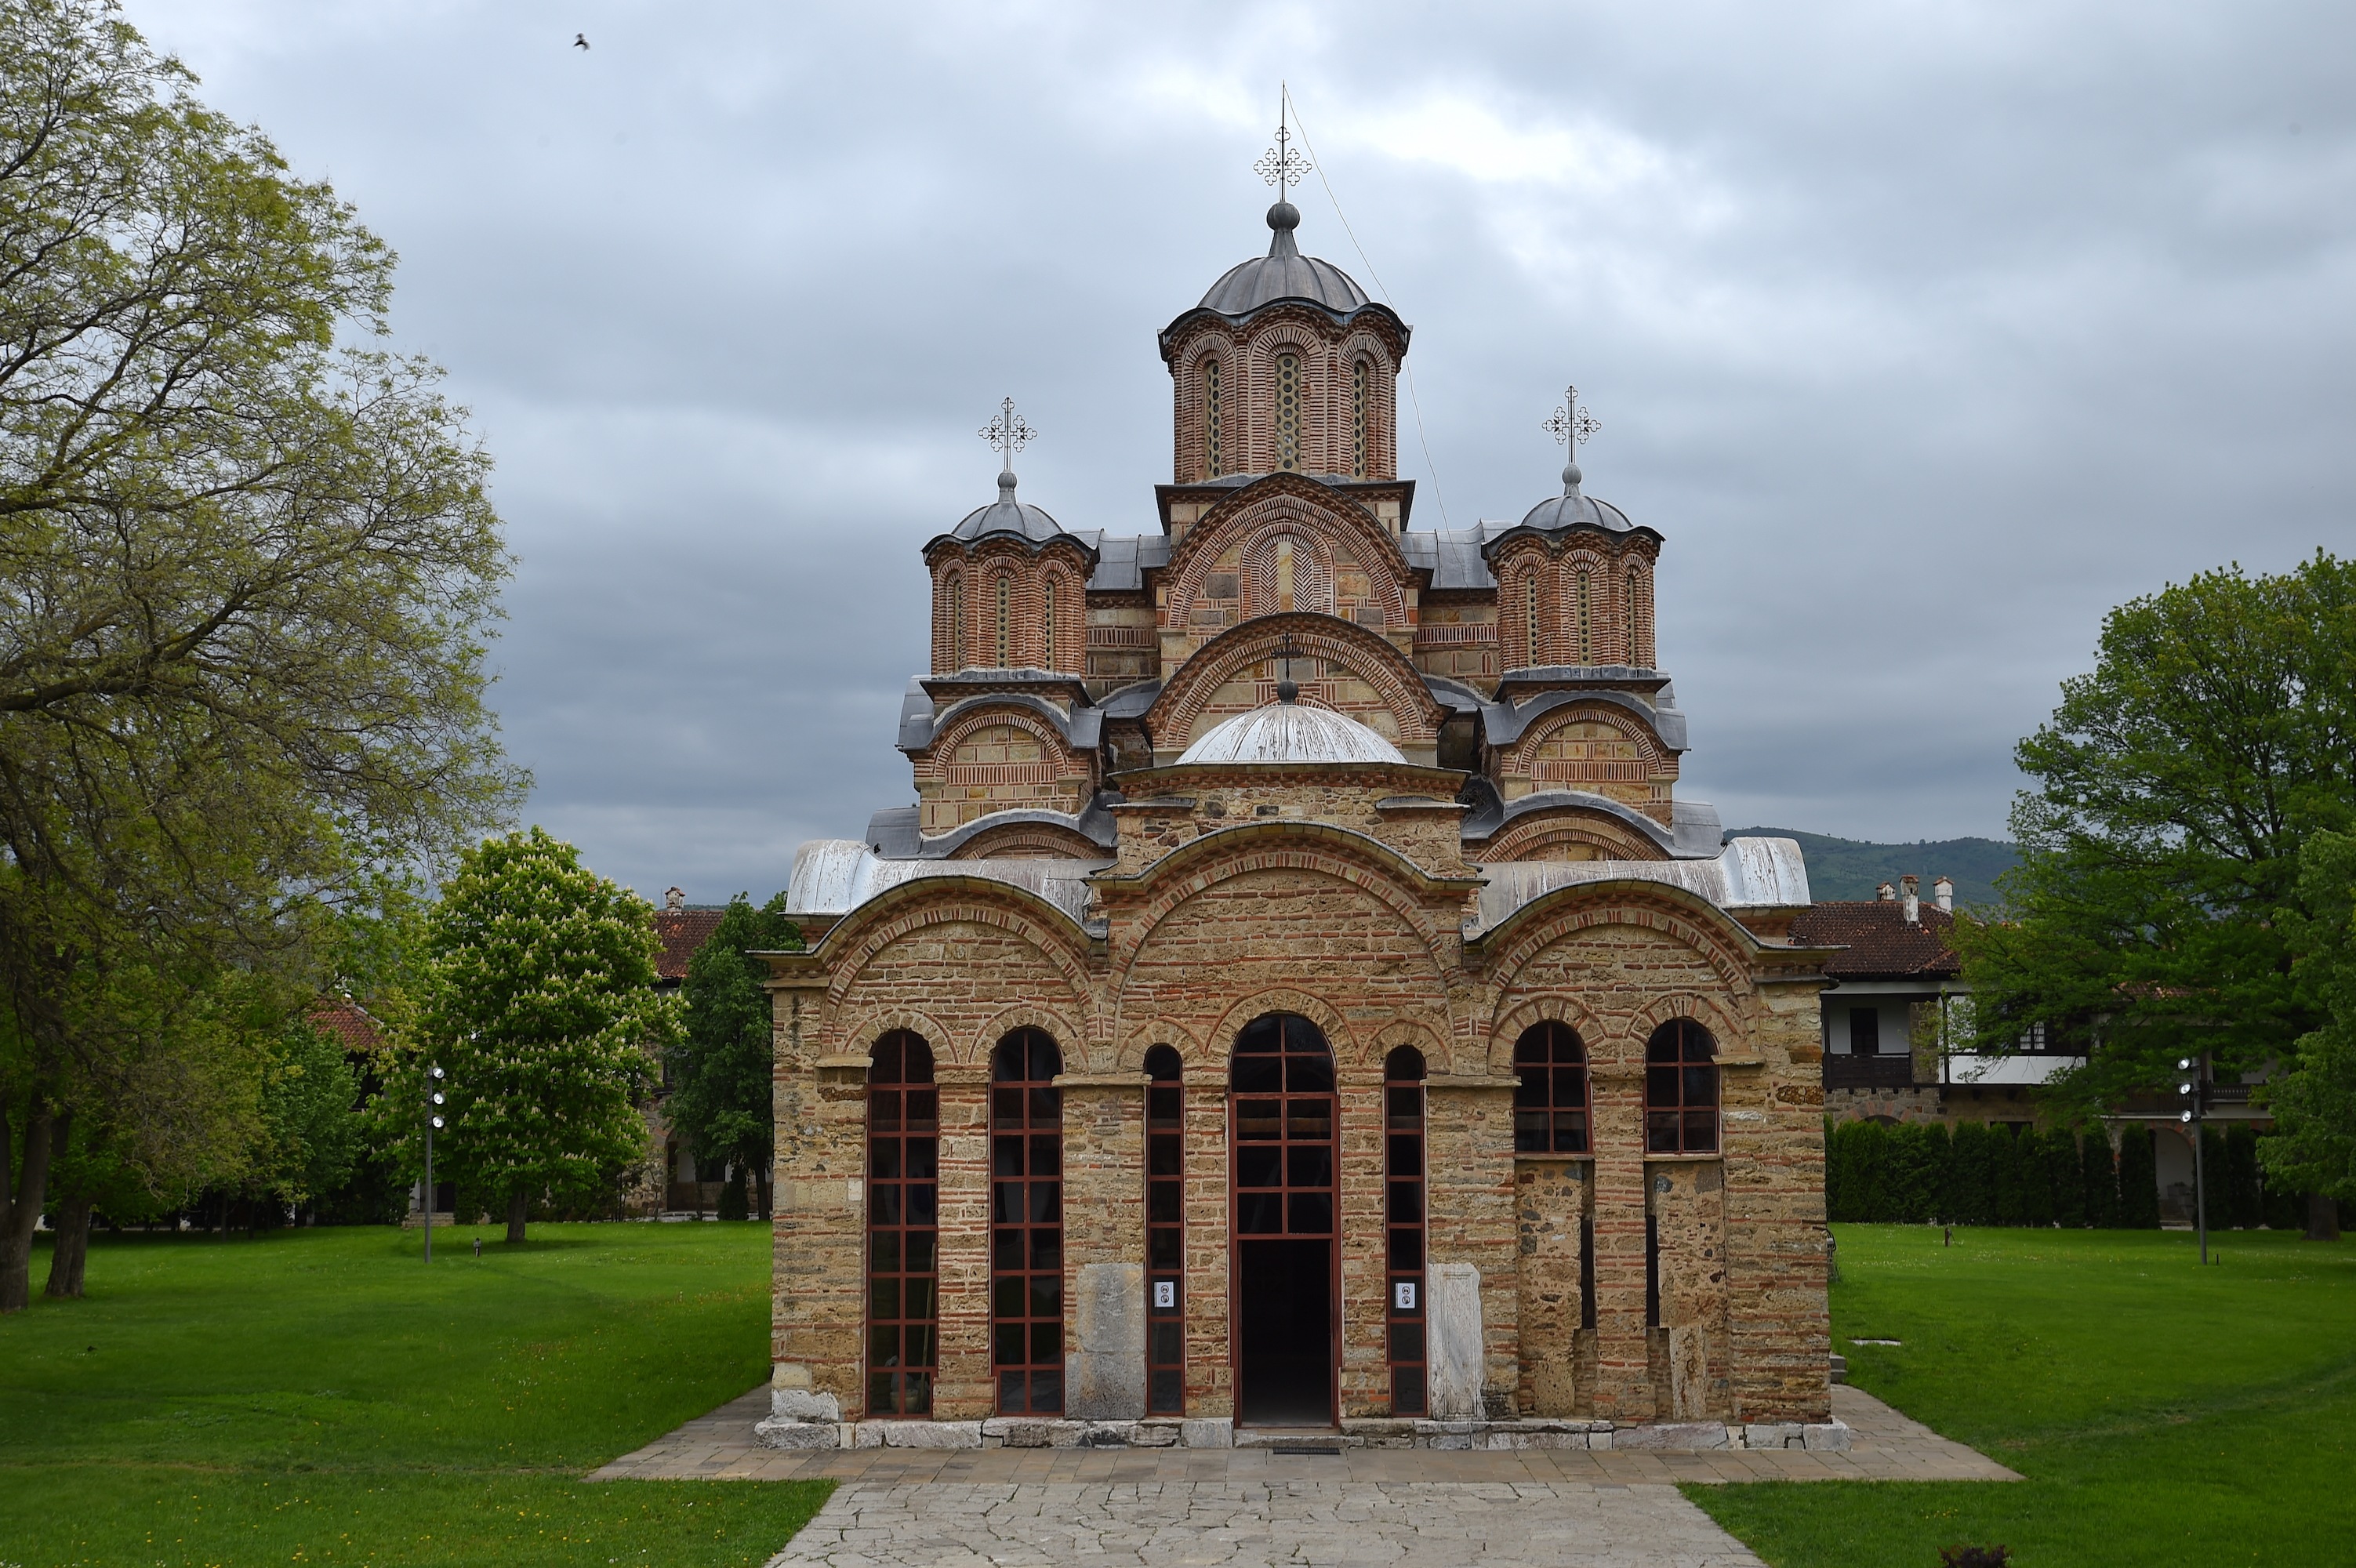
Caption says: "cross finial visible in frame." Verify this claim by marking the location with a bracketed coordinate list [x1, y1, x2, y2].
[979, 395, 1036, 480]
[1542, 383, 1601, 499]
[1543, 384, 1601, 452]
[1253, 88, 1312, 203]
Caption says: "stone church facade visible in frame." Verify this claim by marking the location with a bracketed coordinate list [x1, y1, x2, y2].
[759, 193, 1843, 1451]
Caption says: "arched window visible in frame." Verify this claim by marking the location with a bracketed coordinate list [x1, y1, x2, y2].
[1042, 578, 1057, 670]
[867, 1031, 938, 1416]
[1384, 1044, 1428, 1416]
[995, 574, 1011, 668]
[1512, 1022, 1590, 1153]
[992, 1028, 1063, 1414]
[1351, 358, 1369, 479]
[943, 569, 965, 670]
[1627, 565, 1647, 665]
[1144, 1044, 1185, 1414]
[1523, 572, 1542, 666]
[1274, 351, 1301, 471]
[1203, 355, 1223, 477]
[1645, 1019, 1719, 1154]
[1576, 570, 1592, 665]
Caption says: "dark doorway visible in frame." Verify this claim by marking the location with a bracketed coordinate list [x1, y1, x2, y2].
[1231, 1012, 1338, 1427]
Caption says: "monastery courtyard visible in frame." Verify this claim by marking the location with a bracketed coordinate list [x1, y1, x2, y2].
[597, 1385, 2013, 1566]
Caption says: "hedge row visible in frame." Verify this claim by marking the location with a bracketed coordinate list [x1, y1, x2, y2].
[1823, 1118, 2301, 1229]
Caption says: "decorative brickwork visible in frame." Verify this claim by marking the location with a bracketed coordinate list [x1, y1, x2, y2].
[767, 195, 1833, 1448]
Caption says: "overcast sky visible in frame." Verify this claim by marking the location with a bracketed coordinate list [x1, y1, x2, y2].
[138, 0, 2353, 901]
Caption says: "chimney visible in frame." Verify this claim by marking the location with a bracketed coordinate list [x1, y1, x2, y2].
[1933, 876, 1954, 914]
[664, 887, 685, 912]
[1900, 874, 1919, 925]
[1876, 881, 1896, 901]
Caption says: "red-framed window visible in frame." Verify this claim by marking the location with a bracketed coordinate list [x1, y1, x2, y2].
[866, 1030, 938, 1416]
[1144, 1044, 1185, 1414]
[991, 1028, 1063, 1415]
[1512, 1022, 1591, 1153]
[1384, 1045, 1428, 1416]
[1645, 1018, 1719, 1154]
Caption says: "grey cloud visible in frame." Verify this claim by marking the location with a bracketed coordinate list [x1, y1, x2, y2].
[134, 0, 2356, 894]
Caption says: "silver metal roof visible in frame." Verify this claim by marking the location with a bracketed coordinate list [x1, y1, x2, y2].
[786, 840, 1105, 929]
[946, 472, 1079, 549]
[1401, 527, 1500, 591]
[1469, 837, 1812, 935]
[1087, 533, 1170, 592]
[1177, 701, 1407, 766]
[1507, 463, 1638, 537]
[1197, 205, 1372, 317]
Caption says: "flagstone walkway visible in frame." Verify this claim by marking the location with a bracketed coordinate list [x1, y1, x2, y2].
[591, 1384, 2015, 1566]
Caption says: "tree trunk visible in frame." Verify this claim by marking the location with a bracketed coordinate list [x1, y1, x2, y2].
[2306, 1191, 2342, 1242]
[505, 1187, 528, 1244]
[1, 1097, 60, 1315]
[44, 1190, 93, 1298]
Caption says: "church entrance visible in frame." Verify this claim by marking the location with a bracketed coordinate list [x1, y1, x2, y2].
[1229, 1012, 1338, 1427]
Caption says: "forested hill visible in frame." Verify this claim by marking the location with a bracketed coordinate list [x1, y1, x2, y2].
[1724, 828, 2019, 909]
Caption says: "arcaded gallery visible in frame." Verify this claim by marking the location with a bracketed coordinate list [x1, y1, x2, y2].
[754, 176, 1848, 1452]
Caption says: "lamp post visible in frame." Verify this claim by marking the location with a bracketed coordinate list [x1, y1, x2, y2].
[425, 1065, 448, 1263]
[2177, 1054, 2208, 1265]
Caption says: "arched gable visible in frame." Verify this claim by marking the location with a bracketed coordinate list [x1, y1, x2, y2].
[1144, 611, 1445, 762]
[1162, 475, 1414, 641]
[1476, 807, 1669, 864]
[819, 884, 1098, 1065]
[946, 818, 1108, 861]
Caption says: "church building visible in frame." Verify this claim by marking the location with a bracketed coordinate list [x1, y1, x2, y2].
[759, 154, 1843, 1450]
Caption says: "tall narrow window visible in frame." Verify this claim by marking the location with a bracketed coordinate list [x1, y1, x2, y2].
[1627, 566, 1647, 666]
[946, 572, 965, 670]
[1384, 1046, 1428, 1416]
[1203, 356, 1223, 477]
[1512, 1022, 1591, 1153]
[1645, 1019, 1719, 1155]
[867, 1031, 938, 1416]
[995, 575, 1011, 668]
[1576, 571, 1592, 664]
[1144, 1044, 1185, 1414]
[1042, 579, 1057, 671]
[1645, 1212, 1661, 1328]
[1580, 1210, 1597, 1330]
[1351, 358, 1369, 479]
[1274, 351, 1300, 471]
[991, 1028, 1063, 1414]
[1524, 575, 1541, 666]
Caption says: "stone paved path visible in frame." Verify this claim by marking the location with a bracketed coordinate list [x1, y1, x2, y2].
[590, 1385, 2015, 1566]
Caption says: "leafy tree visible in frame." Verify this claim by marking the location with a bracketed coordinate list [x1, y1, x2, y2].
[393, 830, 674, 1243]
[2263, 830, 2356, 1236]
[1957, 553, 2356, 1240]
[669, 893, 799, 1221]
[0, 0, 517, 1309]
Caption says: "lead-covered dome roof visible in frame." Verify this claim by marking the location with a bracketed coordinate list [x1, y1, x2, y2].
[949, 471, 1070, 546]
[1178, 700, 1406, 765]
[1197, 202, 1372, 317]
[1515, 462, 1635, 533]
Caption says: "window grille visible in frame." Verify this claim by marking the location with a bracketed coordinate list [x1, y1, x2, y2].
[1144, 1045, 1185, 1414]
[866, 1032, 938, 1415]
[1275, 352, 1300, 471]
[1204, 357, 1222, 477]
[1352, 358, 1368, 479]
[995, 575, 1011, 668]
[1644, 1019, 1719, 1155]
[1512, 1022, 1591, 1153]
[1384, 1046, 1428, 1416]
[991, 1028, 1063, 1414]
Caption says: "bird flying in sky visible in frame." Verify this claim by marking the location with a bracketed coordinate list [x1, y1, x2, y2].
[573, 33, 589, 49]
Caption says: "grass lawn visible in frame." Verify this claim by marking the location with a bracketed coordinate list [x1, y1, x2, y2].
[1689, 1225, 2356, 1567]
[0, 1222, 830, 1567]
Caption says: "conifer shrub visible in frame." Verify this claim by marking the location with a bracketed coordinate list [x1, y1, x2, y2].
[2118, 1126, 2162, 1227]
[2049, 1131, 2087, 1229]
[2081, 1132, 2121, 1228]
[2224, 1123, 2263, 1229]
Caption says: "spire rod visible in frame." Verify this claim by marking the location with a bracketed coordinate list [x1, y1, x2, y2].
[1254, 84, 1314, 249]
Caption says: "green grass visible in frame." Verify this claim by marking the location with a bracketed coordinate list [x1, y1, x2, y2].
[0, 1223, 830, 1566]
[1689, 1225, 2356, 1566]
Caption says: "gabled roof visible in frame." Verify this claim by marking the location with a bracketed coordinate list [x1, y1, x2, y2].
[1788, 901, 1961, 980]
[307, 997, 383, 1052]
[652, 907, 727, 981]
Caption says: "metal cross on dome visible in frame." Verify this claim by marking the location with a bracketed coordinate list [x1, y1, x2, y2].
[979, 396, 1036, 472]
[1253, 93, 1312, 201]
[1544, 384, 1602, 452]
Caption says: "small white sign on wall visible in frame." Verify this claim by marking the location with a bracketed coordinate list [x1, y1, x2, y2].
[1154, 1279, 1176, 1308]
[1394, 1280, 1417, 1311]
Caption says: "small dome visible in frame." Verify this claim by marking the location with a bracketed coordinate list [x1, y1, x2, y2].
[1178, 702, 1407, 766]
[1198, 203, 1373, 317]
[1517, 462, 1634, 533]
[951, 470, 1069, 546]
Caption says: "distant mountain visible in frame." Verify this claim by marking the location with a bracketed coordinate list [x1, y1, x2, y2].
[1724, 827, 2019, 909]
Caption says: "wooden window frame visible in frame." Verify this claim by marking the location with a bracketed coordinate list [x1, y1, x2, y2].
[991, 1028, 1065, 1415]
[1384, 1045, 1428, 1416]
[1144, 1044, 1185, 1414]
[866, 1031, 939, 1416]
[1644, 1019, 1720, 1155]
[1512, 1022, 1592, 1154]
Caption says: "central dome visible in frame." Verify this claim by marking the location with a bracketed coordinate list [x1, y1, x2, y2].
[1197, 201, 1372, 317]
[1178, 701, 1407, 766]
[949, 470, 1069, 546]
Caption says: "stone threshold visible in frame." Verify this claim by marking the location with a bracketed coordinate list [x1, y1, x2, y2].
[753, 1410, 1849, 1454]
